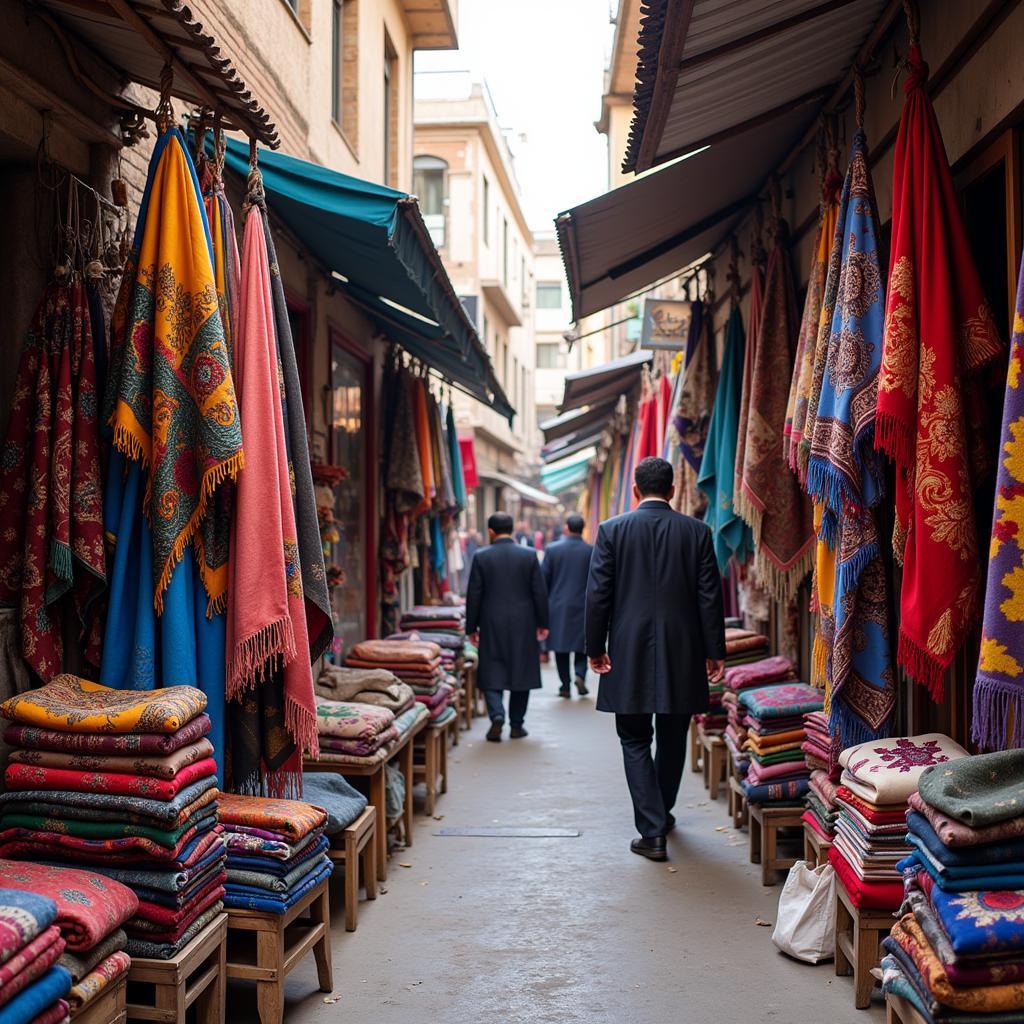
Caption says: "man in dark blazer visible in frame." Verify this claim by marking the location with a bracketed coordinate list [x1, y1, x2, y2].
[541, 513, 594, 698]
[466, 511, 550, 742]
[586, 457, 725, 861]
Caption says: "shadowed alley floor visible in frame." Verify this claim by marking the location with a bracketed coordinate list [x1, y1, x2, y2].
[241, 663, 882, 1024]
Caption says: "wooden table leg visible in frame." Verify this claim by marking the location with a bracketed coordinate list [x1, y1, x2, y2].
[440, 725, 449, 794]
[424, 730, 438, 816]
[762, 817, 777, 886]
[370, 768, 388, 882]
[344, 824, 358, 932]
[749, 808, 762, 864]
[256, 928, 284, 1024]
[363, 824, 378, 900]
[854, 924, 882, 1009]
[835, 894, 853, 978]
[310, 883, 333, 992]
[400, 741, 414, 847]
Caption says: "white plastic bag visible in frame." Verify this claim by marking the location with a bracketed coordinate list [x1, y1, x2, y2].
[771, 860, 836, 963]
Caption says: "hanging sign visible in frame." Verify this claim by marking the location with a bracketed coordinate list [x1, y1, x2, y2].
[640, 298, 691, 350]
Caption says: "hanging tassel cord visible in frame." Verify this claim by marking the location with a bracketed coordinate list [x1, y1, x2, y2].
[155, 63, 174, 134]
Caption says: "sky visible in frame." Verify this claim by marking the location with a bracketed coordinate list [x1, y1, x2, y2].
[415, 0, 613, 232]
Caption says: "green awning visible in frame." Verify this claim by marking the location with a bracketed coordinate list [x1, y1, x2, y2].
[222, 138, 513, 421]
[541, 448, 595, 493]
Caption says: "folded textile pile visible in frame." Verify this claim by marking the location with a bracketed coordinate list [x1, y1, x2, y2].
[722, 656, 797, 759]
[802, 769, 839, 844]
[299, 774, 368, 836]
[801, 710, 835, 777]
[218, 794, 332, 914]
[723, 689, 749, 774]
[0, 862, 138, 1020]
[315, 696, 397, 758]
[395, 604, 466, 678]
[724, 628, 769, 667]
[0, 677, 225, 960]
[308, 703, 429, 768]
[346, 639, 444, 695]
[694, 679, 727, 735]
[881, 750, 1024, 1022]
[315, 664, 415, 714]
[828, 734, 968, 912]
[739, 683, 823, 805]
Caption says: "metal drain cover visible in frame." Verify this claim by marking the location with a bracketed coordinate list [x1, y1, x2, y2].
[433, 826, 581, 838]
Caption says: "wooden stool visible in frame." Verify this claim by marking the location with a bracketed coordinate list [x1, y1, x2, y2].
[689, 719, 702, 773]
[463, 665, 478, 727]
[834, 875, 894, 1010]
[728, 774, 748, 829]
[700, 732, 727, 800]
[748, 804, 804, 886]
[413, 721, 445, 815]
[225, 876, 332, 1024]
[126, 913, 226, 1024]
[803, 819, 833, 868]
[886, 993, 929, 1024]
[325, 805, 377, 932]
[74, 974, 127, 1024]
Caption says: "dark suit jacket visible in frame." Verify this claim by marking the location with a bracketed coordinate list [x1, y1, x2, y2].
[541, 535, 593, 652]
[585, 501, 725, 714]
[466, 537, 549, 691]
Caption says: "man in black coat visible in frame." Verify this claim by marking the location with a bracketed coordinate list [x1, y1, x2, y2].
[586, 457, 725, 861]
[541, 513, 594, 699]
[466, 511, 550, 742]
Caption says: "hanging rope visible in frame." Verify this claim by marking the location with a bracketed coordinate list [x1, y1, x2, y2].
[244, 136, 265, 212]
[726, 235, 742, 307]
[903, 0, 920, 47]
[155, 63, 174, 134]
[853, 66, 866, 130]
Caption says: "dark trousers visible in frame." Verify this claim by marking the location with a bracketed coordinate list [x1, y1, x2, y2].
[554, 651, 588, 688]
[614, 713, 691, 838]
[483, 689, 530, 727]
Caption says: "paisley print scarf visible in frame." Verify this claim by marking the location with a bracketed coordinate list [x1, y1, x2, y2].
[875, 47, 1003, 697]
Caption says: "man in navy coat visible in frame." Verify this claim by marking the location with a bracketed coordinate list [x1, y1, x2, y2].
[541, 514, 594, 698]
[586, 457, 725, 861]
[466, 512, 549, 742]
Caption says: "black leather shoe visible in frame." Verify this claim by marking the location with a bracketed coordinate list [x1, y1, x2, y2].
[574, 675, 589, 696]
[486, 720, 504, 742]
[510, 726, 528, 739]
[630, 836, 667, 861]
[558, 687, 571, 699]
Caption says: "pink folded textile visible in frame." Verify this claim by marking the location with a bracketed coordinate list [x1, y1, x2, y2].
[724, 655, 796, 692]
[316, 725, 399, 757]
[746, 762, 809, 785]
[809, 770, 839, 809]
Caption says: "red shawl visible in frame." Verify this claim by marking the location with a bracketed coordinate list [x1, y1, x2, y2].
[734, 251, 765, 503]
[875, 46, 1003, 697]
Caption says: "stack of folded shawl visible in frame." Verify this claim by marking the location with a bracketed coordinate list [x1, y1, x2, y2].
[396, 604, 466, 678]
[314, 696, 398, 759]
[881, 749, 1024, 1022]
[0, 677, 225, 960]
[739, 683, 823, 805]
[218, 794, 333, 914]
[722, 657, 797, 771]
[801, 710, 835, 776]
[827, 734, 968, 914]
[694, 681, 727, 736]
[803, 770, 840, 846]
[315, 663, 415, 714]
[724, 628, 770, 668]
[0, 861, 137, 1019]
[350, 639, 453, 722]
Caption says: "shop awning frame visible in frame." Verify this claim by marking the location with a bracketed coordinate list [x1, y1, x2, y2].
[480, 471, 560, 507]
[559, 350, 651, 413]
[221, 137, 514, 422]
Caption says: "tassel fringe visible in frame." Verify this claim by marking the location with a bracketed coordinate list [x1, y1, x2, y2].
[732, 486, 764, 547]
[812, 633, 829, 691]
[48, 540, 73, 584]
[897, 629, 946, 702]
[226, 614, 297, 701]
[753, 542, 815, 606]
[874, 412, 914, 470]
[286, 696, 319, 761]
[835, 544, 878, 596]
[971, 675, 1024, 751]
[829, 695, 891, 750]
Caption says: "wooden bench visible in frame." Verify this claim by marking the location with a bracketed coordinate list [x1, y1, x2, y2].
[728, 774, 748, 830]
[700, 732, 727, 800]
[74, 974, 127, 1024]
[225, 876, 332, 1024]
[834, 875, 894, 1010]
[413, 717, 447, 815]
[886, 993, 928, 1024]
[462, 664, 478, 727]
[748, 804, 804, 886]
[803, 819, 833, 868]
[689, 719, 702, 773]
[324, 805, 377, 932]
[126, 913, 226, 1024]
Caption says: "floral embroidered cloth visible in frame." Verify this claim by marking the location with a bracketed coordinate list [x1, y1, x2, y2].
[0, 926, 63, 1008]
[924, 878, 1024, 959]
[314, 697, 395, 741]
[3, 715, 211, 756]
[4, 757, 216, 799]
[67, 952, 130, 1010]
[57, 929, 125, 984]
[223, 857, 331, 915]
[918, 749, 1024, 827]
[317, 726, 399, 757]
[216, 793, 326, 842]
[8, 738, 214, 780]
[907, 810, 1024, 869]
[738, 683, 824, 719]
[0, 809, 211, 849]
[123, 903, 222, 961]
[0, 678, 206, 734]
[907, 791, 1024, 848]
[0, 891, 57, 970]
[0, 862, 137, 951]
[838, 734, 969, 805]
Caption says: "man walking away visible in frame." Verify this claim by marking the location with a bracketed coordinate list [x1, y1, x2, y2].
[542, 514, 594, 699]
[586, 457, 725, 861]
[466, 511, 550, 742]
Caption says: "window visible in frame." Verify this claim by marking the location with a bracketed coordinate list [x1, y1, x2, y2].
[512, 355, 519, 409]
[481, 313, 489, 350]
[413, 155, 447, 248]
[520, 255, 526, 303]
[332, 0, 358, 146]
[502, 218, 509, 286]
[482, 176, 490, 246]
[536, 342, 566, 369]
[536, 282, 562, 309]
[383, 33, 397, 187]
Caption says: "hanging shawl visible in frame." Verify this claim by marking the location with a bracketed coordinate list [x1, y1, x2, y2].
[734, 244, 765, 502]
[225, 200, 319, 796]
[735, 219, 815, 601]
[807, 129, 895, 750]
[786, 178, 840, 477]
[875, 46, 1002, 697]
[974, 255, 1024, 750]
[630, 390, 659, 509]
[446, 402, 466, 513]
[697, 305, 754, 571]
[0, 278, 105, 680]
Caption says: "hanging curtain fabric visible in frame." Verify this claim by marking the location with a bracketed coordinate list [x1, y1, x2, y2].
[100, 128, 243, 784]
[735, 213, 815, 602]
[974, 253, 1024, 750]
[875, 44, 1003, 698]
[661, 358, 683, 463]
[697, 305, 753, 572]
[446, 402, 467, 513]
[734, 230, 765, 503]
[630, 387, 659, 510]
[198, 133, 240, 353]
[0, 278, 106, 681]
[806, 126, 894, 751]
[412, 377, 435, 518]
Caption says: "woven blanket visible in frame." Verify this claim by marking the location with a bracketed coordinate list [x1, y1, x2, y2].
[57, 930, 125, 984]
[829, 845, 903, 910]
[225, 835, 330, 877]
[21, 997, 70, 1024]
[126, 886, 224, 942]
[908, 810, 1024, 868]
[226, 851, 325, 894]
[298, 774, 366, 835]
[738, 683, 823, 719]
[131, 873, 225, 932]
[0, 891, 57, 966]
[314, 698, 395, 741]
[8, 739, 213, 780]
[0, 678, 205, 734]
[925, 880, 1024, 960]
[723, 656, 795, 692]
[0, 966, 70, 1024]
[122, 903, 222, 961]
[67, 952, 130, 1011]
[802, 810, 834, 844]
[904, 852, 1024, 894]
[810, 770, 839, 808]
[907, 837, 1021, 883]
[741, 778, 808, 805]
[315, 665, 411, 711]
[875, 47, 1003, 696]
[348, 639, 440, 664]
[217, 793, 326, 840]
[0, 807, 213, 848]
[84, 840, 224, 893]
[0, 863, 136, 951]
[223, 824, 323, 861]
[0, 928, 63, 1010]
[317, 726, 398, 757]
[745, 762, 808, 785]
[918, 749, 1024, 827]
[835, 785, 907, 821]
[131, 860, 224, 909]
[839, 735, 969, 805]
[223, 857, 331, 914]
[4, 757, 215, 800]
[3, 716, 211, 757]
[907, 792, 1024, 847]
